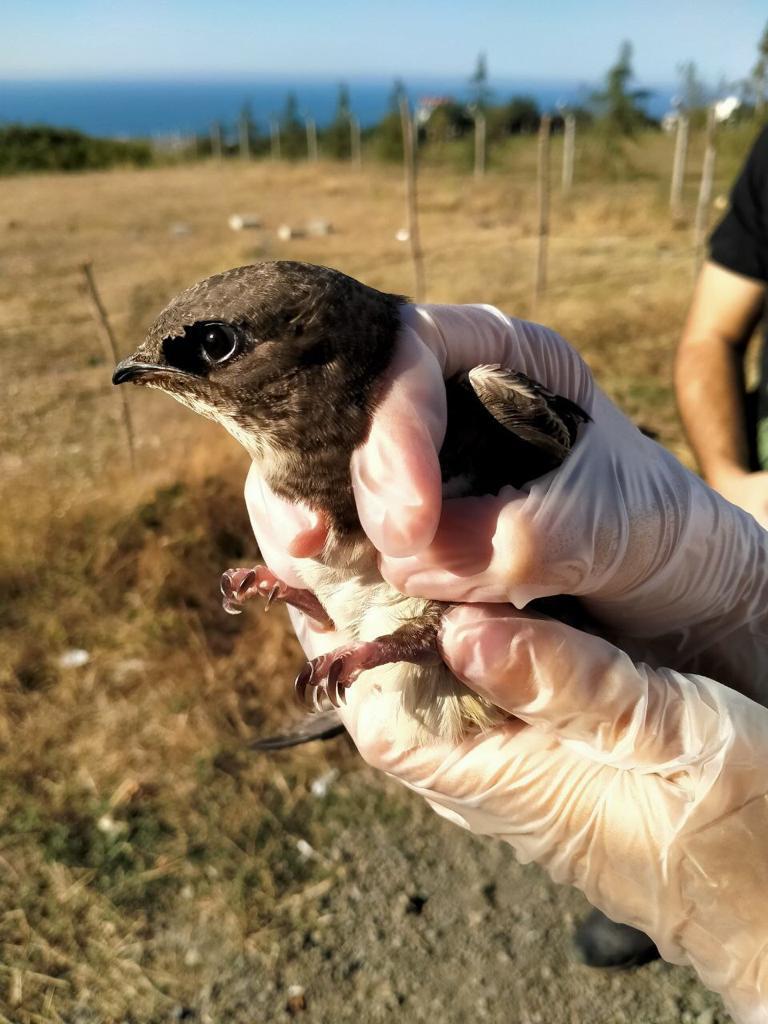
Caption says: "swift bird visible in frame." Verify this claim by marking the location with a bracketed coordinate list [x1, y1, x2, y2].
[113, 261, 589, 745]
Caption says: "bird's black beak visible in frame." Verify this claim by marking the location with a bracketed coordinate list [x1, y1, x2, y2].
[112, 358, 160, 385]
[112, 358, 189, 386]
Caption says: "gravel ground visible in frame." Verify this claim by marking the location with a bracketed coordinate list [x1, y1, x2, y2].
[155, 753, 729, 1024]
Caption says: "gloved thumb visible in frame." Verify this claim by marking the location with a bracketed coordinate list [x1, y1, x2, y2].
[350, 325, 446, 557]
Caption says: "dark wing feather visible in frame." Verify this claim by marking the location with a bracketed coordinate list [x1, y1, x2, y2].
[440, 366, 590, 496]
[466, 365, 590, 460]
[249, 710, 345, 751]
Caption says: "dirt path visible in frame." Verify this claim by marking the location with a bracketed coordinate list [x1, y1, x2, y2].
[147, 754, 728, 1024]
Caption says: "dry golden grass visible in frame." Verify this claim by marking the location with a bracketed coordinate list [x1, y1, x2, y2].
[0, 131, 757, 1022]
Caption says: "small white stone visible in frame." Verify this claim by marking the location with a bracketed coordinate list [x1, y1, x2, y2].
[229, 214, 262, 231]
[310, 769, 338, 798]
[395, 228, 410, 242]
[296, 838, 315, 860]
[277, 224, 306, 241]
[96, 814, 126, 837]
[58, 648, 90, 669]
[306, 219, 333, 236]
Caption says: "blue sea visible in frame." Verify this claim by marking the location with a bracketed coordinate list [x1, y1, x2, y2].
[0, 76, 675, 138]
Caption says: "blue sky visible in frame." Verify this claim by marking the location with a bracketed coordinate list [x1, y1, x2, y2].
[3, 0, 766, 85]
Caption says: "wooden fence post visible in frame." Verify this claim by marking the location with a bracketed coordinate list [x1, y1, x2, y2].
[350, 115, 362, 169]
[534, 115, 552, 305]
[210, 122, 223, 160]
[670, 112, 689, 220]
[561, 112, 575, 192]
[306, 117, 318, 161]
[474, 110, 486, 180]
[81, 263, 136, 472]
[399, 96, 426, 301]
[693, 107, 717, 274]
[270, 120, 281, 160]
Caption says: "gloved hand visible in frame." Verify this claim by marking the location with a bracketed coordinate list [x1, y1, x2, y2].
[300, 604, 766, 1024]
[242, 303, 768, 1021]
[246, 303, 768, 698]
[347, 304, 768, 702]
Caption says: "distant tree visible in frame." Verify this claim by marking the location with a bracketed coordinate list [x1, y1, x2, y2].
[676, 61, 710, 128]
[677, 62, 707, 112]
[370, 79, 407, 161]
[486, 96, 541, 140]
[591, 42, 653, 137]
[280, 92, 305, 159]
[468, 53, 492, 113]
[238, 101, 259, 155]
[753, 20, 768, 116]
[422, 101, 473, 143]
[322, 83, 353, 159]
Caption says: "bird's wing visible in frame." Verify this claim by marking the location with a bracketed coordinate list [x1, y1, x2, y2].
[466, 365, 590, 460]
[249, 709, 345, 751]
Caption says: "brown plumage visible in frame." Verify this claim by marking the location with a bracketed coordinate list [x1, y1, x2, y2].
[114, 261, 589, 745]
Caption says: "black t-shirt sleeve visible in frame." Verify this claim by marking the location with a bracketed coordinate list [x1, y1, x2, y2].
[709, 126, 768, 283]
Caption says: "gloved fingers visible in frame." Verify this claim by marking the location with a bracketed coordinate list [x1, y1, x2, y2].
[244, 463, 329, 587]
[377, 471, 608, 607]
[401, 304, 594, 410]
[351, 325, 446, 557]
[376, 487, 534, 602]
[439, 603, 708, 771]
[349, 311, 597, 560]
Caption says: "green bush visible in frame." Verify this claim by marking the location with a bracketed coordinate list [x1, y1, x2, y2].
[0, 123, 153, 175]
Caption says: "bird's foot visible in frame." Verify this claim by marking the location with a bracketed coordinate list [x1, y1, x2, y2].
[220, 565, 334, 630]
[295, 619, 442, 710]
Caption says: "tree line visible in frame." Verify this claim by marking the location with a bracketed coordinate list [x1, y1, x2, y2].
[2, 28, 767, 176]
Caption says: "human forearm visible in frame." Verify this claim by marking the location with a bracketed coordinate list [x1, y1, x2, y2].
[675, 327, 749, 487]
[674, 261, 764, 489]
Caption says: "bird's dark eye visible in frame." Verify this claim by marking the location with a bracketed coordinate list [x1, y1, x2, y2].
[200, 323, 238, 365]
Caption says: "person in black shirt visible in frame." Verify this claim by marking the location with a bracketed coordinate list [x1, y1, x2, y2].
[676, 125, 768, 525]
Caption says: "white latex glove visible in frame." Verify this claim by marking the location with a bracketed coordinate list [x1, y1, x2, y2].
[347, 304, 768, 702]
[242, 303, 768, 1021]
[302, 605, 767, 1024]
[246, 303, 768, 696]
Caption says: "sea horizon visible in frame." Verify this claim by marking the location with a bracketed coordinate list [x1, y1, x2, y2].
[0, 74, 677, 139]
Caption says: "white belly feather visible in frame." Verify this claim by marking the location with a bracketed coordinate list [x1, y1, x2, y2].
[295, 540, 504, 744]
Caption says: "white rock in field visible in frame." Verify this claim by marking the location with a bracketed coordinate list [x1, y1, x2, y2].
[58, 648, 90, 669]
[277, 224, 306, 240]
[296, 838, 316, 860]
[228, 213, 262, 231]
[97, 813, 126, 837]
[306, 219, 333, 236]
[395, 227, 410, 242]
[310, 768, 338, 798]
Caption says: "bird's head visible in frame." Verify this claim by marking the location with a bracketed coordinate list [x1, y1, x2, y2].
[114, 261, 404, 531]
[113, 261, 404, 475]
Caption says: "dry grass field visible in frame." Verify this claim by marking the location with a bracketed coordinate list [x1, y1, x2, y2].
[0, 129, 760, 1023]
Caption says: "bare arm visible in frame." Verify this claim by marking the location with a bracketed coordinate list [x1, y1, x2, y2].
[675, 262, 767, 514]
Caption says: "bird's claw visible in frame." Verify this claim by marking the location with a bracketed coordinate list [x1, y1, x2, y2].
[295, 652, 354, 711]
[294, 621, 443, 713]
[219, 565, 336, 630]
[220, 566, 288, 615]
